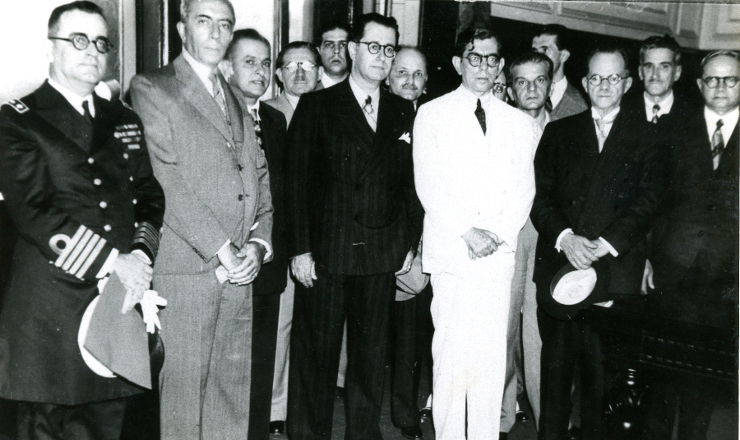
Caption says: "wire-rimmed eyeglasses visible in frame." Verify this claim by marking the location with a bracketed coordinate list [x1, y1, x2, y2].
[587, 74, 626, 86]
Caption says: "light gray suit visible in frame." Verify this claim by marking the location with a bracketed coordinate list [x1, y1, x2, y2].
[551, 81, 588, 122]
[131, 54, 273, 440]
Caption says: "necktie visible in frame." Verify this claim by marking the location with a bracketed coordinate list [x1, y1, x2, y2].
[362, 96, 377, 131]
[594, 115, 616, 152]
[250, 108, 263, 149]
[712, 119, 724, 169]
[82, 100, 94, 125]
[651, 104, 660, 124]
[475, 99, 486, 135]
[363, 96, 374, 115]
[545, 97, 553, 113]
[211, 73, 227, 116]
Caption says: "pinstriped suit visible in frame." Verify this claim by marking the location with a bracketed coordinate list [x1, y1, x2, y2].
[286, 78, 422, 440]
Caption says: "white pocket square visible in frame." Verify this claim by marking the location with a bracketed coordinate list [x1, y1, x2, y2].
[399, 132, 411, 143]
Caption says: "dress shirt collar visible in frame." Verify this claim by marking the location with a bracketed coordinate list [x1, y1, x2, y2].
[247, 100, 261, 121]
[591, 106, 620, 123]
[182, 48, 220, 98]
[704, 106, 739, 143]
[285, 92, 300, 109]
[321, 74, 343, 89]
[643, 91, 674, 121]
[550, 77, 568, 109]
[591, 106, 620, 151]
[48, 77, 95, 117]
[457, 84, 493, 108]
[349, 74, 380, 111]
[539, 110, 551, 130]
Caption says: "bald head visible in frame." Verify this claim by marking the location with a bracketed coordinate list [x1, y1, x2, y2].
[386, 46, 428, 104]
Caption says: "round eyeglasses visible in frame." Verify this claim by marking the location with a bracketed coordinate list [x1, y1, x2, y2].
[49, 33, 114, 54]
[358, 41, 396, 58]
[282, 61, 317, 73]
[465, 53, 500, 68]
[701, 76, 739, 89]
[587, 74, 626, 86]
[492, 83, 506, 94]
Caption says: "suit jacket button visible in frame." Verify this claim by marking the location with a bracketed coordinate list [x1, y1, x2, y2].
[99, 201, 107, 209]
[123, 153, 129, 159]
[238, 164, 244, 171]
[93, 179, 101, 186]
[133, 199, 138, 205]
[104, 225, 112, 232]
[88, 157, 94, 164]
[238, 194, 244, 201]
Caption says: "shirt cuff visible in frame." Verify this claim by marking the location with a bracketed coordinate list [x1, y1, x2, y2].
[249, 238, 272, 262]
[555, 228, 573, 252]
[131, 249, 152, 265]
[216, 240, 232, 258]
[598, 237, 619, 257]
[96, 248, 120, 279]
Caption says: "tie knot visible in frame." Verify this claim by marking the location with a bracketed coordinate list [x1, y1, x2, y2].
[363, 96, 374, 115]
[652, 104, 660, 114]
[717, 119, 724, 129]
[476, 99, 483, 111]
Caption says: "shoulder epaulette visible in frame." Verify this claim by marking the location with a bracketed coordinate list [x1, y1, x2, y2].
[4, 99, 29, 114]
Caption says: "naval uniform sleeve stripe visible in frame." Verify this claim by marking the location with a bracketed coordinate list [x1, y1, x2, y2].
[61, 229, 93, 271]
[55, 225, 86, 268]
[76, 237, 107, 279]
[69, 234, 100, 276]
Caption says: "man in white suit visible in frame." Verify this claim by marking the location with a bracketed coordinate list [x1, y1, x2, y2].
[413, 26, 541, 440]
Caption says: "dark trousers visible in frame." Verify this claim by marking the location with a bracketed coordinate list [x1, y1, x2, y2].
[17, 399, 127, 440]
[538, 300, 605, 440]
[390, 285, 433, 429]
[248, 293, 281, 440]
[287, 271, 396, 440]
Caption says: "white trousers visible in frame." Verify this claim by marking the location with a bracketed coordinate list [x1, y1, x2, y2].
[270, 271, 295, 421]
[431, 253, 515, 440]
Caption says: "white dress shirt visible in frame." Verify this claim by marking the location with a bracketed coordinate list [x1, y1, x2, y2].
[321, 74, 343, 89]
[349, 74, 380, 131]
[550, 77, 568, 109]
[643, 91, 674, 121]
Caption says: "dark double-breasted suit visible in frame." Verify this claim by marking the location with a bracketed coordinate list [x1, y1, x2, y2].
[131, 54, 273, 440]
[0, 81, 165, 406]
[286, 79, 422, 440]
[531, 108, 668, 440]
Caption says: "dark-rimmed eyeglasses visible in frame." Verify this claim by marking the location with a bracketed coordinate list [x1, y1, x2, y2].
[702, 76, 739, 89]
[358, 41, 396, 58]
[49, 33, 114, 54]
[587, 74, 626, 86]
[465, 53, 500, 68]
[492, 83, 506, 94]
[282, 61, 317, 72]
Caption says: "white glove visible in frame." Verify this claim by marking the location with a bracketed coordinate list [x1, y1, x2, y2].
[140, 290, 167, 334]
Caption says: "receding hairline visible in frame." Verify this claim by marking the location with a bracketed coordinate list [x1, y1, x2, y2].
[394, 47, 428, 70]
[180, 0, 235, 23]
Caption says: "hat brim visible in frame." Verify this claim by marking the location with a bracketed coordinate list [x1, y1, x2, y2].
[542, 259, 611, 320]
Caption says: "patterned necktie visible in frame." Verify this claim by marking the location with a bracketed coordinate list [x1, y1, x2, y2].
[475, 99, 486, 135]
[82, 100, 94, 125]
[363, 96, 374, 115]
[712, 119, 725, 169]
[211, 73, 227, 116]
[250, 108, 263, 149]
[362, 96, 377, 131]
[651, 104, 660, 124]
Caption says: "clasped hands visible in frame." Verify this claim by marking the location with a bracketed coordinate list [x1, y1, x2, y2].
[112, 252, 153, 313]
[560, 232, 611, 270]
[462, 227, 502, 260]
[219, 242, 266, 286]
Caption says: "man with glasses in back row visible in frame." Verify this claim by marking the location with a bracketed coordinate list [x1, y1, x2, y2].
[0, 2, 165, 439]
[414, 26, 541, 440]
[286, 13, 422, 440]
[531, 46, 668, 440]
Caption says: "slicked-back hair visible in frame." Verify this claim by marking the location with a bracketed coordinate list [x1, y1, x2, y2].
[508, 51, 554, 82]
[454, 27, 502, 58]
[277, 41, 321, 67]
[586, 46, 631, 76]
[227, 28, 271, 60]
[48, 1, 106, 36]
[318, 20, 351, 43]
[349, 13, 399, 45]
[394, 46, 428, 71]
[533, 24, 571, 52]
[699, 50, 740, 77]
[180, 0, 235, 23]
[639, 35, 682, 66]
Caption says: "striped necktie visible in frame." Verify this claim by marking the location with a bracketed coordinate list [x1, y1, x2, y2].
[250, 108, 263, 149]
[211, 73, 227, 116]
[712, 119, 724, 169]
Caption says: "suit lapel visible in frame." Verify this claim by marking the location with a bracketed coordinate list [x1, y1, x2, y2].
[222, 74, 244, 148]
[34, 81, 94, 152]
[716, 121, 739, 175]
[174, 56, 235, 143]
[335, 80, 374, 158]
